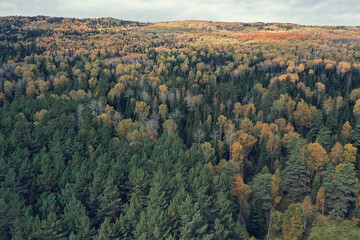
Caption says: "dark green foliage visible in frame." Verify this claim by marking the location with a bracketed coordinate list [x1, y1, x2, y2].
[249, 200, 266, 239]
[177, 195, 210, 239]
[282, 138, 310, 201]
[317, 127, 332, 151]
[323, 163, 357, 219]
[309, 110, 323, 139]
[351, 121, 360, 147]
[1, 16, 360, 240]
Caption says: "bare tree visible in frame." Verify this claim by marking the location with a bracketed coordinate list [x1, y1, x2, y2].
[193, 128, 205, 147]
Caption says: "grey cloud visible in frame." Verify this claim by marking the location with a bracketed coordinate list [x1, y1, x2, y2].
[0, 0, 359, 25]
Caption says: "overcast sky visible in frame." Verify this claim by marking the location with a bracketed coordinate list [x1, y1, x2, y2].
[0, 0, 359, 26]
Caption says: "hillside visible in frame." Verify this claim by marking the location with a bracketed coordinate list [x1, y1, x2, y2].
[1, 16, 360, 239]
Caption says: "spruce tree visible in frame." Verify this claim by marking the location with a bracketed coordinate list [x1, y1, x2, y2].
[282, 138, 310, 201]
[351, 121, 360, 147]
[309, 110, 323, 139]
[97, 177, 122, 221]
[177, 195, 209, 239]
[323, 163, 357, 219]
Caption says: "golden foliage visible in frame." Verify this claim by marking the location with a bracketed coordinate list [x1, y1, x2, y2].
[293, 100, 312, 128]
[162, 119, 178, 135]
[341, 121, 352, 139]
[316, 187, 326, 214]
[33, 109, 48, 123]
[200, 142, 215, 163]
[307, 142, 329, 175]
[232, 175, 252, 221]
[272, 169, 282, 209]
[330, 142, 344, 164]
[342, 144, 357, 165]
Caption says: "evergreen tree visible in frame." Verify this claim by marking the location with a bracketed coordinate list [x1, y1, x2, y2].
[249, 200, 265, 239]
[40, 212, 66, 240]
[212, 191, 235, 239]
[177, 195, 210, 240]
[97, 177, 122, 221]
[93, 218, 118, 240]
[317, 126, 332, 151]
[351, 121, 360, 147]
[282, 138, 310, 201]
[311, 171, 321, 202]
[323, 163, 357, 219]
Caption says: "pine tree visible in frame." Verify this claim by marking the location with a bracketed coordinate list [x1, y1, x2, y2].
[177, 195, 209, 239]
[351, 121, 360, 147]
[128, 167, 149, 210]
[326, 102, 339, 133]
[251, 173, 273, 212]
[97, 177, 122, 221]
[309, 110, 323, 139]
[93, 218, 118, 240]
[40, 212, 66, 240]
[323, 163, 357, 219]
[212, 191, 235, 239]
[317, 126, 332, 151]
[249, 200, 265, 239]
[188, 164, 213, 221]
[282, 138, 310, 201]
[311, 171, 321, 202]
[62, 196, 94, 237]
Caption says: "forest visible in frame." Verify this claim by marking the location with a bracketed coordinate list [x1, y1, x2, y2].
[1, 16, 360, 239]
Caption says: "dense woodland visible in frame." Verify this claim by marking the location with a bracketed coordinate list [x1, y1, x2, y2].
[1, 16, 360, 239]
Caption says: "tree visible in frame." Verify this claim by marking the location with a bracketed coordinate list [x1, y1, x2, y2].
[271, 169, 282, 209]
[309, 110, 323, 138]
[212, 191, 236, 240]
[317, 126, 332, 151]
[193, 128, 205, 147]
[233, 102, 242, 125]
[108, 83, 125, 101]
[316, 187, 326, 214]
[323, 163, 357, 219]
[163, 119, 178, 135]
[200, 142, 215, 163]
[231, 142, 244, 169]
[40, 211, 66, 240]
[341, 121, 352, 139]
[251, 173, 273, 213]
[93, 218, 117, 240]
[342, 144, 357, 165]
[293, 100, 312, 128]
[329, 142, 344, 164]
[240, 117, 253, 134]
[354, 99, 360, 119]
[97, 177, 122, 221]
[158, 104, 168, 120]
[134, 101, 150, 122]
[216, 115, 227, 140]
[236, 132, 257, 157]
[116, 119, 139, 137]
[351, 121, 360, 147]
[249, 200, 266, 239]
[302, 196, 312, 229]
[177, 195, 209, 239]
[282, 203, 304, 240]
[307, 143, 329, 175]
[266, 134, 281, 158]
[232, 175, 252, 221]
[128, 168, 149, 209]
[282, 138, 310, 201]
